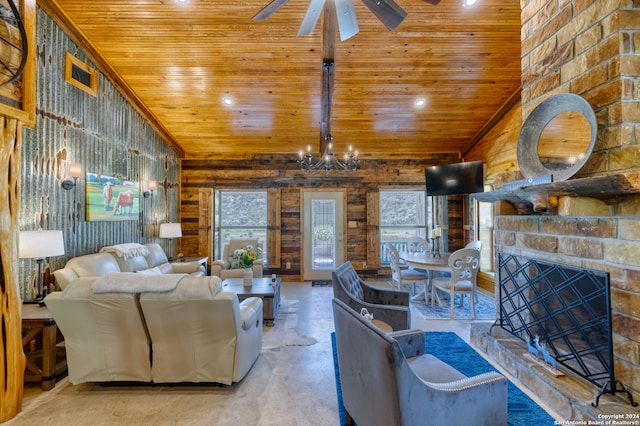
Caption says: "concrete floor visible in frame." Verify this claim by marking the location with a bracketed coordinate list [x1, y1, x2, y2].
[7, 281, 535, 425]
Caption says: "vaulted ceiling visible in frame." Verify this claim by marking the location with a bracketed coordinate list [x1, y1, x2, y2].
[38, 0, 522, 160]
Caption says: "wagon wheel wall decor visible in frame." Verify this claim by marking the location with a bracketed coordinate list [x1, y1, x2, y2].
[0, 0, 27, 87]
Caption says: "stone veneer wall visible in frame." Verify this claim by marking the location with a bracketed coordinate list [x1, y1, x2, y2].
[502, 0, 640, 401]
[494, 215, 640, 399]
[521, 0, 640, 177]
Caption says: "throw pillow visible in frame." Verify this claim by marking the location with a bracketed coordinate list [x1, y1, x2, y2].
[231, 249, 244, 269]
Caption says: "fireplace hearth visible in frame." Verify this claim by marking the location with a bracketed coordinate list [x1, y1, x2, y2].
[494, 252, 637, 408]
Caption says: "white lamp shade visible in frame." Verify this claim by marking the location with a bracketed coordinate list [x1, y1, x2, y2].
[69, 163, 83, 178]
[19, 230, 65, 259]
[159, 223, 182, 238]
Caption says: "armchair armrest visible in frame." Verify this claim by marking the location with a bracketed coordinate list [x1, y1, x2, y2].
[213, 259, 230, 269]
[389, 329, 426, 358]
[343, 299, 410, 331]
[210, 260, 226, 277]
[361, 281, 410, 306]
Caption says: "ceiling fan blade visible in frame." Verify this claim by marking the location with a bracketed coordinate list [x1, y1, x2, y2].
[298, 0, 327, 37]
[422, 0, 442, 5]
[360, 0, 407, 31]
[335, 0, 359, 41]
[253, 0, 290, 20]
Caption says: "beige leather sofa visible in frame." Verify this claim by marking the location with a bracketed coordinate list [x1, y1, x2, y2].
[45, 274, 263, 385]
[53, 242, 206, 290]
[211, 238, 264, 279]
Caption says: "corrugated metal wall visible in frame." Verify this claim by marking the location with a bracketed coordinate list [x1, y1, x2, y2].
[18, 9, 181, 300]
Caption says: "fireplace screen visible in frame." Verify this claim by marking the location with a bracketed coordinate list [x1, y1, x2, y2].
[498, 252, 613, 395]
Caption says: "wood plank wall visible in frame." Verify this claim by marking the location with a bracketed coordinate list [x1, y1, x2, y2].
[181, 154, 461, 280]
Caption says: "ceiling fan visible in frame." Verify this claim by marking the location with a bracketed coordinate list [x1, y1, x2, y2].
[253, 0, 442, 41]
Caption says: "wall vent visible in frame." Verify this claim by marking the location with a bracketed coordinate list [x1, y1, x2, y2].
[65, 52, 98, 96]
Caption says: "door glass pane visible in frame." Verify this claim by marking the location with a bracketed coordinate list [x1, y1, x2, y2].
[312, 199, 336, 270]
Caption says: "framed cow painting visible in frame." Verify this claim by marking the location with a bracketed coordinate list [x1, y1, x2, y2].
[85, 173, 140, 221]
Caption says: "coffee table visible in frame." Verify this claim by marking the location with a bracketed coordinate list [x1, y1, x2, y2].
[222, 277, 281, 326]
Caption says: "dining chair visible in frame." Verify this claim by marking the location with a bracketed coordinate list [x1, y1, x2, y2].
[465, 240, 482, 251]
[407, 236, 429, 255]
[387, 242, 429, 296]
[431, 248, 481, 318]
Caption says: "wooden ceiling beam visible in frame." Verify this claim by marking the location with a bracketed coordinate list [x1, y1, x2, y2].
[320, 3, 336, 154]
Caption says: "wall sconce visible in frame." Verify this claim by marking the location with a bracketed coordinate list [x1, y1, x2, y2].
[62, 163, 83, 190]
[19, 230, 65, 305]
[143, 180, 157, 198]
[140, 180, 157, 237]
[159, 222, 182, 260]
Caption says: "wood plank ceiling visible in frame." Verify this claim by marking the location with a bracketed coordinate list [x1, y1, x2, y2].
[38, 0, 522, 160]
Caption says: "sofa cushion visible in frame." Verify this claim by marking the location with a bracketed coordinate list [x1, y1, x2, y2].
[144, 243, 169, 268]
[65, 253, 121, 277]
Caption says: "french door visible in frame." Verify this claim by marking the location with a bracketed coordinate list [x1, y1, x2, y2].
[302, 190, 346, 281]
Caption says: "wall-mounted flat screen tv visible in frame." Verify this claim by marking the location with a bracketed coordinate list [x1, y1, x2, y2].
[425, 160, 485, 196]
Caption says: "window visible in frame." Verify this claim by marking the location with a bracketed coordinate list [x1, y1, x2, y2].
[379, 190, 431, 265]
[214, 190, 268, 260]
[65, 52, 98, 96]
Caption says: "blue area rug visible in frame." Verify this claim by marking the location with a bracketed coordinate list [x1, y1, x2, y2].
[412, 290, 497, 319]
[331, 331, 555, 426]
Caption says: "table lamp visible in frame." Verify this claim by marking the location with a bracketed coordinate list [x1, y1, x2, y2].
[19, 230, 65, 304]
[159, 222, 182, 260]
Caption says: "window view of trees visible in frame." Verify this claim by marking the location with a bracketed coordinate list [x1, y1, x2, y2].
[215, 190, 268, 259]
[380, 190, 430, 264]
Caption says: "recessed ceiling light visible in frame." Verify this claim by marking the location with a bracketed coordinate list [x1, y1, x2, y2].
[222, 96, 234, 106]
[414, 98, 426, 108]
[462, 0, 478, 7]
[177, 0, 189, 4]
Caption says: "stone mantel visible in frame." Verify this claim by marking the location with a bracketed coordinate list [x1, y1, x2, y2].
[473, 172, 640, 214]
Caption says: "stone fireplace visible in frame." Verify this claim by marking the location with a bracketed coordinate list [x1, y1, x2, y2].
[471, 215, 640, 420]
[466, 0, 640, 419]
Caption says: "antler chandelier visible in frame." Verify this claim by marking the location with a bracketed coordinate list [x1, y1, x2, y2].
[254, 0, 441, 41]
[297, 135, 360, 173]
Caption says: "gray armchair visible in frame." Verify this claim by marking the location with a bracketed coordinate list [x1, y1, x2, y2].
[332, 261, 410, 331]
[332, 298, 508, 426]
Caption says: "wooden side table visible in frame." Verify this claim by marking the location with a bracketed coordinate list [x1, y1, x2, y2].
[22, 303, 67, 390]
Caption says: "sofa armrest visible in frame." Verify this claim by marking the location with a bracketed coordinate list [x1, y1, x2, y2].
[239, 297, 263, 330]
[53, 268, 79, 290]
[170, 260, 204, 274]
[389, 329, 426, 358]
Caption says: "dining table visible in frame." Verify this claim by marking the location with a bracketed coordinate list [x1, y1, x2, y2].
[398, 251, 451, 303]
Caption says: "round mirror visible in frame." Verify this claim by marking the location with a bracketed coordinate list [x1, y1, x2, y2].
[517, 93, 597, 182]
[537, 111, 592, 172]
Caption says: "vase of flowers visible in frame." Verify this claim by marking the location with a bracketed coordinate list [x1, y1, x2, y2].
[239, 245, 262, 287]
